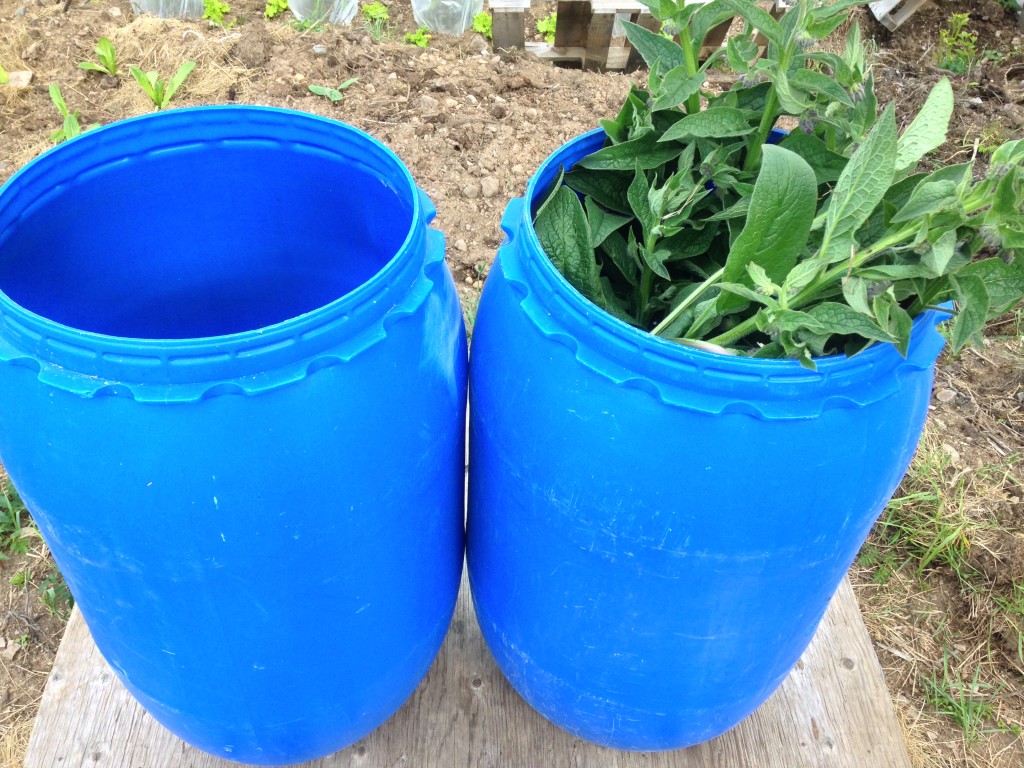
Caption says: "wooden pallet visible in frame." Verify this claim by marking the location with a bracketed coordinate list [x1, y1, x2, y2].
[491, 0, 782, 72]
[868, 0, 932, 31]
[23, 573, 913, 767]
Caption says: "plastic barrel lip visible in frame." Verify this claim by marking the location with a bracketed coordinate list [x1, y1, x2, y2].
[510, 128, 947, 416]
[0, 106, 439, 399]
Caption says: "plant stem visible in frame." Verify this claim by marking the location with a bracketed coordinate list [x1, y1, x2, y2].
[651, 267, 724, 336]
[677, 25, 702, 115]
[743, 86, 780, 173]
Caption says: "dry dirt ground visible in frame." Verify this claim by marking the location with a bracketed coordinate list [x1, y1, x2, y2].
[0, 0, 1023, 766]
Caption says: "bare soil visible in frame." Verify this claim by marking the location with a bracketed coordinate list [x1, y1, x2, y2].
[0, 0, 1023, 766]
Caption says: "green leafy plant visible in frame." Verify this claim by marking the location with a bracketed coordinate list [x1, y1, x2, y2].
[48, 84, 97, 144]
[473, 11, 493, 39]
[79, 37, 118, 76]
[404, 27, 431, 47]
[361, 2, 392, 40]
[203, 0, 233, 25]
[536, 12, 557, 44]
[0, 482, 33, 559]
[264, 0, 289, 18]
[0, 64, 9, 85]
[309, 77, 358, 102]
[130, 61, 196, 110]
[38, 571, 74, 619]
[533, 0, 1024, 369]
[937, 12, 977, 73]
[922, 652, 999, 744]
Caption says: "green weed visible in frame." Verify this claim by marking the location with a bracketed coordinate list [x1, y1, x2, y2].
[264, 0, 289, 18]
[922, 651, 997, 743]
[536, 12, 556, 44]
[878, 445, 976, 582]
[0, 64, 8, 85]
[404, 27, 431, 47]
[360, 2, 392, 40]
[203, 0, 233, 26]
[38, 571, 74, 620]
[48, 84, 96, 144]
[79, 37, 118, 76]
[309, 77, 358, 102]
[0, 482, 34, 559]
[130, 61, 196, 110]
[472, 11, 492, 40]
[937, 13, 977, 73]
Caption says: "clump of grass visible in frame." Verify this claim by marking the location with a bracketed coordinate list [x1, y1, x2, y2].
[921, 651, 999, 744]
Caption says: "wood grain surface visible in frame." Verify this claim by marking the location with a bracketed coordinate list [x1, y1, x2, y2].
[25, 574, 911, 768]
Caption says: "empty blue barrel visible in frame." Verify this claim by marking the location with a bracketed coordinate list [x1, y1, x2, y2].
[467, 129, 946, 750]
[0, 107, 467, 764]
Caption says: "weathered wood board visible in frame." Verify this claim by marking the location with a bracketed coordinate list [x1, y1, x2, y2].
[25, 575, 911, 768]
[868, 0, 933, 31]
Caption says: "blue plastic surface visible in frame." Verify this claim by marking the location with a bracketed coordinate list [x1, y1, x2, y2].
[467, 130, 947, 751]
[0, 106, 467, 765]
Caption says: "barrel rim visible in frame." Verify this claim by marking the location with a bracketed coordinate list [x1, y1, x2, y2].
[503, 128, 947, 409]
[0, 105, 435, 395]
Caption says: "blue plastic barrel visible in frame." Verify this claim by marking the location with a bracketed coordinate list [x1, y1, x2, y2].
[0, 107, 467, 765]
[467, 129, 946, 750]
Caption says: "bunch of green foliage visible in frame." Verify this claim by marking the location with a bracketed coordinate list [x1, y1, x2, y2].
[473, 11, 493, 39]
[49, 84, 97, 143]
[533, 0, 1024, 368]
[265, 0, 289, 18]
[937, 12, 977, 73]
[130, 61, 196, 110]
[536, 12, 557, 44]
[309, 77, 358, 102]
[203, 0, 233, 26]
[79, 37, 118, 76]
[0, 482, 32, 559]
[361, 2, 392, 40]
[404, 27, 431, 47]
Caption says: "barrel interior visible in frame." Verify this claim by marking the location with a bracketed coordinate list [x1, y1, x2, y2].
[0, 138, 413, 339]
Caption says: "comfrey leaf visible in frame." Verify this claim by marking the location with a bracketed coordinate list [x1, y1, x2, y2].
[652, 66, 706, 112]
[891, 179, 961, 223]
[960, 258, 1024, 315]
[534, 186, 602, 304]
[585, 197, 632, 249]
[824, 104, 897, 239]
[806, 302, 896, 344]
[718, 145, 818, 313]
[894, 78, 954, 176]
[949, 274, 990, 353]
[622, 20, 686, 72]
[660, 107, 756, 141]
[580, 133, 683, 171]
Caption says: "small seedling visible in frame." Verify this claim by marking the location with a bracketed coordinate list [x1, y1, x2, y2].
[472, 11, 492, 40]
[0, 64, 9, 85]
[79, 37, 118, 76]
[937, 12, 977, 73]
[360, 2, 391, 40]
[48, 84, 97, 144]
[309, 77, 358, 102]
[264, 0, 289, 18]
[38, 572, 74, 620]
[203, 0, 232, 26]
[130, 61, 196, 110]
[536, 12, 556, 44]
[404, 27, 431, 47]
[290, 18, 325, 32]
[0, 483, 39, 558]
[922, 652, 998, 744]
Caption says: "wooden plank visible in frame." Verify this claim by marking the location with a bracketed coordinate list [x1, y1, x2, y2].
[868, 0, 932, 31]
[584, 12, 617, 71]
[490, 0, 530, 50]
[554, 0, 592, 50]
[25, 575, 911, 768]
